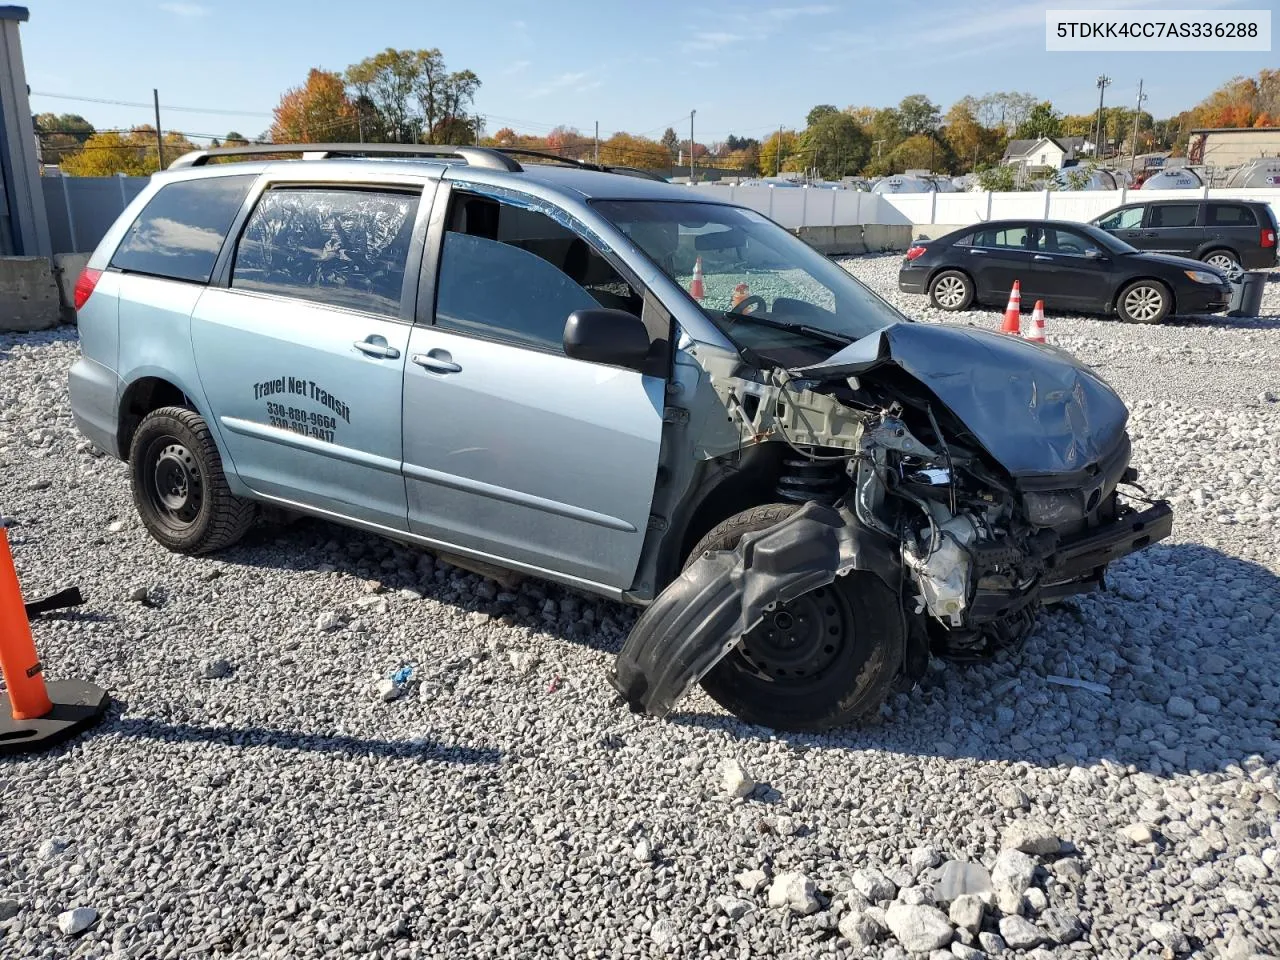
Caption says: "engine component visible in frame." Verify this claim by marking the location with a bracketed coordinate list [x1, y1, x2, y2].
[903, 505, 979, 627]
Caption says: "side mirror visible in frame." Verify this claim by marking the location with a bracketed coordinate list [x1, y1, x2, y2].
[1084, 248, 1105, 260]
[563, 308, 653, 372]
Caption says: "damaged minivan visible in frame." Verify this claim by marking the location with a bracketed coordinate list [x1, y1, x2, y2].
[68, 144, 1173, 732]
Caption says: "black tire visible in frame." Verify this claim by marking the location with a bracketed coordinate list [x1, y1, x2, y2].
[129, 406, 255, 554]
[928, 270, 975, 311]
[1116, 279, 1172, 324]
[1200, 248, 1242, 280]
[684, 504, 904, 731]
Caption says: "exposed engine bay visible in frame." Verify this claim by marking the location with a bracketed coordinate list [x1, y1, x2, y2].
[612, 323, 1174, 725]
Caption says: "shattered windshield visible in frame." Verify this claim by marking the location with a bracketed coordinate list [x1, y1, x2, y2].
[592, 199, 904, 358]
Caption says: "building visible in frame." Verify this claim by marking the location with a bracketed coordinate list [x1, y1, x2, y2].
[0, 4, 50, 256]
[1187, 128, 1280, 170]
[1001, 136, 1092, 174]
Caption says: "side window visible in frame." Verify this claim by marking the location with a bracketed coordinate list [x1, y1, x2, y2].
[433, 192, 649, 355]
[1040, 228, 1102, 256]
[973, 227, 1031, 250]
[1206, 204, 1256, 227]
[1147, 204, 1198, 228]
[231, 187, 420, 318]
[1098, 207, 1143, 231]
[110, 175, 256, 283]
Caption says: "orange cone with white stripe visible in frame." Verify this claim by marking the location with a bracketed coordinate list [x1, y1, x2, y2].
[689, 257, 705, 301]
[1025, 300, 1046, 343]
[1001, 280, 1021, 334]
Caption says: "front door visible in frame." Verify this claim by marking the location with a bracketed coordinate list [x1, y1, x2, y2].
[1032, 226, 1113, 309]
[967, 224, 1040, 302]
[191, 183, 428, 531]
[401, 186, 667, 590]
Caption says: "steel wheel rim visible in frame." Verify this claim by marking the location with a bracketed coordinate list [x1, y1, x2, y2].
[1205, 255, 1242, 280]
[1123, 286, 1163, 321]
[737, 584, 852, 685]
[146, 438, 203, 528]
[934, 276, 965, 308]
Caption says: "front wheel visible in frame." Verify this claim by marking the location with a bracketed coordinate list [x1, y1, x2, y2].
[1116, 280, 1171, 324]
[684, 504, 904, 731]
[928, 270, 975, 311]
[129, 406, 256, 554]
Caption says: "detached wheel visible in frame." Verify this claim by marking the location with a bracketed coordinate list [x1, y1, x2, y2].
[928, 270, 974, 311]
[1201, 249, 1242, 281]
[1117, 280, 1171, 324]
[129, 406, 255, 554]
[684, 504, 904, 731]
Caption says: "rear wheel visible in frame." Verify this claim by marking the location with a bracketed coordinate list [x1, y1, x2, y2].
[684, 504, 904, 731]
[129, 406, 256, 554]
[928, 270, 974, 311]
[1116, 280, 1171, 324]
[1201, 249, 1243, 281]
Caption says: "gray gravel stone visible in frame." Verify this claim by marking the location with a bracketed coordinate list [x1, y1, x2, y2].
[884, 902, 954, 953]
[1002, 820, 1061, 855]
[948, 894, 985, 934]
[735, 868, 767, 895]
[851, 867, 898, 904]
[1039, 907, 1084, 944]
[999, 915, 1044, 950]
[767, 871, 819, 915]
[56, 907, 97, 936]
[199, 657, 233, 680]
[980, 931, 1008, 954]
[719, 758, 755, 798]
[0, 899, 19, 921]
[716, 896, 753, 921]
[838, 908, 886, 947]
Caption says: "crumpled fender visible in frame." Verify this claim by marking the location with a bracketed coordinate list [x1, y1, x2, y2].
[609, 501, 900, 718]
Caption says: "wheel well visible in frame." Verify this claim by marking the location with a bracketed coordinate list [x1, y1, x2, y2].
[118, 377, 192, 460]
[927, 266, 973, 290]
[1199, 245, 1240, 262]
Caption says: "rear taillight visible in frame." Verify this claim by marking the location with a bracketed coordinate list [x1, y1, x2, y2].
[73, 268, 102, 310]
[905, 245, 928, 261]
[1261, 228, 1276, 249]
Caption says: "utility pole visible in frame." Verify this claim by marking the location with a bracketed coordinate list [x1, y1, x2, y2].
[777, 124, 783, 176]
[1129, 79, 1146, 172]
[1094, 75, 1112, 160]
[153, 89, 164, 170]
[594, 121, 599, 165]
[689, 110, 696, 182]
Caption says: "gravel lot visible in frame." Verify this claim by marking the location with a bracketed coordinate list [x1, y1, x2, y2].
[1, 255, 1278, 960]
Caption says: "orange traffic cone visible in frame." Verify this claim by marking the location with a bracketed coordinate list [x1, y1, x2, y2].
[1001, 280, 1021, 334]
[689, 256, 705, 301]
[1025, 300, 1047, 343]
[731, 281, 750, 308]
[0, 528, 108, 754]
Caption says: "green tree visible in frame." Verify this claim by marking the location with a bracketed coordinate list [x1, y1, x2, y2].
[346, 49, 419, 142]
[975, 92, 1038, 134]
[805, 104, 839, 127]
[975, 164, 1019, 191]
[1014, 101, 1062, 140]
[759, 130, 800, 176]
[887, 133, 941, 173]
[897, 94, 941, 136]
[942, 99, 1003, 172]
[660, 127, 680, 159]
[35, 113, 94, 165]
[801, 112, 870, 178]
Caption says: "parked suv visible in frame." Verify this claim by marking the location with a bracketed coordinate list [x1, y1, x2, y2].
[69, 143, 1172, 731]
[1090, 198, 1278, 277]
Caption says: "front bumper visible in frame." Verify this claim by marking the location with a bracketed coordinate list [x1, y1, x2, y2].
[1176, 282, 1231, 315]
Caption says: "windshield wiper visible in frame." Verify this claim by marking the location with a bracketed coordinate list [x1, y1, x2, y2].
[720, 311, 853, 347]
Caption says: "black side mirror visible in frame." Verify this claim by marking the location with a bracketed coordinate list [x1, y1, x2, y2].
[563, 308, 653, 373]
[1084, 248, 1105, 260]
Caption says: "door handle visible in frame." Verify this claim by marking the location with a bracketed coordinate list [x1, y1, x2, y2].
[1033, 254, 1053, 261]
[1141, 232, 1157, 237]
[412, 352, 462, 374]
[969, 248, 987, 255]
[353, 337, 400, 359]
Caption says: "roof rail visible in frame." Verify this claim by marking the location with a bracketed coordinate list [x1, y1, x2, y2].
[167, 143, 523, 172]
[489, 148, 668, 182]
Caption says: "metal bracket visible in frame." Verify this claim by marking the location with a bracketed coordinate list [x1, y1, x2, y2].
[662, 406, 689, 425]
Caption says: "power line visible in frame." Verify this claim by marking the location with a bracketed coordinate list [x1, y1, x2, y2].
[31, 90, 272, 118]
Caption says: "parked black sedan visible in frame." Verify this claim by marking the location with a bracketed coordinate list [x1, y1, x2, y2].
[898, 219, 1232, 323]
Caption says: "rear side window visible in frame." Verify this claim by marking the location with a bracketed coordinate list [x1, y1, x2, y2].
[110, 175, 256, 283]
[231, 187, 421, 318]
[1147, 204, 1198, 228]
[1206, 203, 1257, 227]
[1097, 207, 1143, 231]
[971, 226, 1031, 250]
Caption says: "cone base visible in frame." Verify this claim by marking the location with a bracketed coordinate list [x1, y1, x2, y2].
[0, 679, 109, 755]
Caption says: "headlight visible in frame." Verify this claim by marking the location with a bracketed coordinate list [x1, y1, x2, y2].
[1184, 270, 1221, 284]
[1023, 490, 1083, 527]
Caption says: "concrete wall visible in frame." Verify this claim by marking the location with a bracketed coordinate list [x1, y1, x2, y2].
[0, 256, 59, 331]
[52, 252, 90, 324]
[792, 224, 912, 255]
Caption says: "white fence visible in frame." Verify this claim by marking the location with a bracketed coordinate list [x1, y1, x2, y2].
[691, 182, 1280, 231]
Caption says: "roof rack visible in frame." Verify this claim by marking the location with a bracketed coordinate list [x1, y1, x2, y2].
[490, 148, 667, 181]
[167, 143, 523, 171]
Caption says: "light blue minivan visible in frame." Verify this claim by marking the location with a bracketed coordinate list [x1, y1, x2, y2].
[69, 143, 1171, 730]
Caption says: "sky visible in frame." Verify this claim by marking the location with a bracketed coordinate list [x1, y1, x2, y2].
[18, 0, 1276, 147]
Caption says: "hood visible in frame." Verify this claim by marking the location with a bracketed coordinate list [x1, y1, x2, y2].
[1128, 251, 1227, 276]
[795, 323, 1129, 479]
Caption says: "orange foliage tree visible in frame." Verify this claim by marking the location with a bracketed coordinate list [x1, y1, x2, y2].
[271, 69, 359, 143]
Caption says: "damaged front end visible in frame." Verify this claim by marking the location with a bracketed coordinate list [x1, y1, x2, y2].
[612, 322, 1173, 726]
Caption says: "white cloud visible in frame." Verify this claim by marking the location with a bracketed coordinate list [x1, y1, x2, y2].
[159, 2, 209, 15]
[526, 71, 602, 99]
[501, 59, 532, 76]
[679, 31, 745, 53]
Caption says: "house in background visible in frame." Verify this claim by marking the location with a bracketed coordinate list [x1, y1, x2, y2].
[1002, 136, 1093, 176]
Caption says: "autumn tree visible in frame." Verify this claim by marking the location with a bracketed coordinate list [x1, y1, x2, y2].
[599, 132, 668, 169]
[35, 113, 94, 165]
[759, 130, 800, 176]
[942, 99, 1003, 172]
[271, 69, 358, 143]
[346, 49, 419, 141]
[974, 92, 1037, 134]
[887, 133, 944, 173]
[1188, 69, 1280, 129]
[60, 127, 197, 176]
[806, 104, 839, 127]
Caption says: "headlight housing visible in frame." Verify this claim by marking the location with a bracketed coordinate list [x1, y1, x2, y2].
[1184, 269, 1222, 284]
[1022, 490, 1084, 527]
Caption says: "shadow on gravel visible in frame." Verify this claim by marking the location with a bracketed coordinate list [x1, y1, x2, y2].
[663, 543, 1280, 782]
[111, 716, 502, 765]
[0, 325, 79, 357]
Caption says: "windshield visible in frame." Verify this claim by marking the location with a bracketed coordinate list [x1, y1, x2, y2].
[591, 199, 905, 360]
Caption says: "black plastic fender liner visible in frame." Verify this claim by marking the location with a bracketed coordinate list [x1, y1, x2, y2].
[609, 501, 900, 719]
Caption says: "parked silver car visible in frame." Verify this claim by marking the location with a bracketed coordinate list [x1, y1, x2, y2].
[68, 143, 1173, 731]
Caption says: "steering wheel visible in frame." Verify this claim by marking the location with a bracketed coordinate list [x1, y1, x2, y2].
[1057, 240, 1085, 254]
[729, 294, 767, 316]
